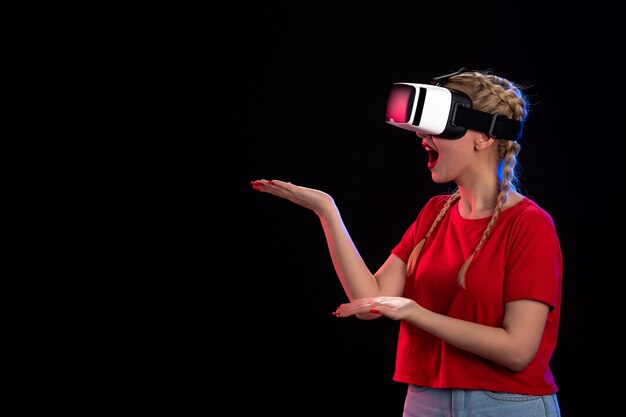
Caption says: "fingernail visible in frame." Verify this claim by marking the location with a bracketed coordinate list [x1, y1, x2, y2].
[370, 309, 379, 314]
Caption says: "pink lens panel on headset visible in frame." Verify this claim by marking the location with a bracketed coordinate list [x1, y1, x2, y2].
[386, 84, 415, 124]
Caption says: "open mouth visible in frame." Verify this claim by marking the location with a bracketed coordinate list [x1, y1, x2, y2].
[421, 141, 439, 169]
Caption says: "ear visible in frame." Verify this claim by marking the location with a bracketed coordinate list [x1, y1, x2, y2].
[474, 133, 496, 151]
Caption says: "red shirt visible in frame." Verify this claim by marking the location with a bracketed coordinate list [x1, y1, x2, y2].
[391, 195, 562, 395]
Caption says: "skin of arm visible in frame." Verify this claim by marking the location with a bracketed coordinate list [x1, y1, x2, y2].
[335, 296, 549, 372]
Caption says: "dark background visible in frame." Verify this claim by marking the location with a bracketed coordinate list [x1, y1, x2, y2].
[116, 1, 619, 415]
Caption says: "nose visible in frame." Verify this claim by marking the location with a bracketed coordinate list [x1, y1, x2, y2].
[416, 132, 432, 141]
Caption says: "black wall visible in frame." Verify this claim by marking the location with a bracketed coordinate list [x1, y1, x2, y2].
[117, 2, 619, 415]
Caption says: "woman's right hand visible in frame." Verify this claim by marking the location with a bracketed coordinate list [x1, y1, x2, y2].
[251, 179, 335, 216]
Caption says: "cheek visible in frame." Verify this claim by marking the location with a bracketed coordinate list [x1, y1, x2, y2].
[436, 137, 473, 155]
[437, 141, 474, 169]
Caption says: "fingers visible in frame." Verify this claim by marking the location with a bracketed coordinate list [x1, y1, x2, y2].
[250, 179, 287, 185]
[250, 180, 263, 191]
[332, 298, 378, 318]
[251, 179, 278, 193]
[251, 179, 293, 192]
[250, 179, 272, 190]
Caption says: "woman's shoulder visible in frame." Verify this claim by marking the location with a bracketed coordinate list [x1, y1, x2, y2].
[413, 194, 453, 224]
[510, 196, 557, 229]
[426, 193, 454, 209]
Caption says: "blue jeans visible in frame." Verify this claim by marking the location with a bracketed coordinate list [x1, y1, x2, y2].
[403, 385, 561, 417]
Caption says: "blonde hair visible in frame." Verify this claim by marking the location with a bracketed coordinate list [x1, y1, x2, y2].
[406, 70, 530, 288]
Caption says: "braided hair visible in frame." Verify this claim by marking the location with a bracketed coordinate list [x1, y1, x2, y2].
[406, 70, 530, 288]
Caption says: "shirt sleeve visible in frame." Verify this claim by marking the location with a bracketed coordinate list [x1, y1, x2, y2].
[503, 208, 563, 309]
[391, 219, 418, 263]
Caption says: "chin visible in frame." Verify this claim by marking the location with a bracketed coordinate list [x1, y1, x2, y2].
[430, 172, 447, 184]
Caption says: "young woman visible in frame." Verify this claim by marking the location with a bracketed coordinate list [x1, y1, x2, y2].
[251, 68, 562, 417]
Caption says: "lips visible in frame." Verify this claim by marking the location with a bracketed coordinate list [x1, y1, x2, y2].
[421, 141, 439, 169]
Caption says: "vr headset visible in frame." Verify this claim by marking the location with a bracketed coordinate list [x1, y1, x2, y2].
[385, 68, 523, 141]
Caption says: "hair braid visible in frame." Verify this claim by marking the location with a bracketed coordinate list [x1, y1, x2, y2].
[407, 70, 529, 288]
[406, 190, 460, 275]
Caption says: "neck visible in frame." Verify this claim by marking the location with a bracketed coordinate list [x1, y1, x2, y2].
[456, 187, 523, 219]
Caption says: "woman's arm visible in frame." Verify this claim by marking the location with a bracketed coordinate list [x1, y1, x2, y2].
[335, 297, 549, 371]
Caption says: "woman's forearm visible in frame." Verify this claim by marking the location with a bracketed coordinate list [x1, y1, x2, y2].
[318, 206, 380, 300]
[408, 304, 539, 372]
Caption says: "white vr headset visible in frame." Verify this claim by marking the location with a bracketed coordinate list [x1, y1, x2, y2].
[385, 69, 523, 141]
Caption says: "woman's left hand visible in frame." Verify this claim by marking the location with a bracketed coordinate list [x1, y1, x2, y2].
[333, 296, 418, 321]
